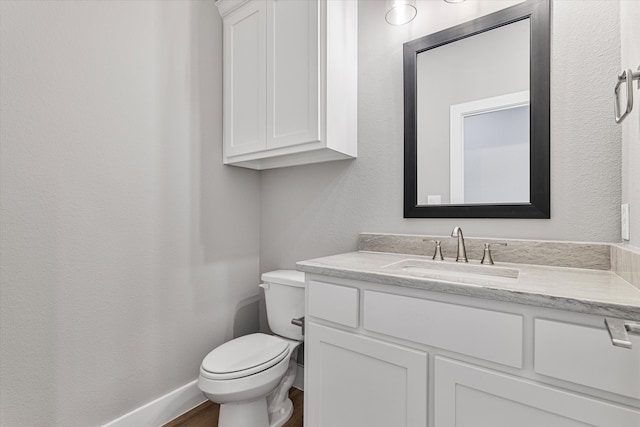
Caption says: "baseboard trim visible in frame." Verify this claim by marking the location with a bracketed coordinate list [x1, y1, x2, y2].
[102, 380, 206, 427]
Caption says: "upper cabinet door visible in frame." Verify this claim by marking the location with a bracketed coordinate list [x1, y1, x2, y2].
[266, 0, 320, 149]
[223, 1, 267, 157]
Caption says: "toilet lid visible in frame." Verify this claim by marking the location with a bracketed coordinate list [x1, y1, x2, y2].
[201, 333, 289, 379]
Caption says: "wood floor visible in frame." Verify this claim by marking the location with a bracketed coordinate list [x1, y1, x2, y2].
[163, 388, 303, 427]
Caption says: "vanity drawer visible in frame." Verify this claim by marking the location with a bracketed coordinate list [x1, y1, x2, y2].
[364, 291, 523, 368]
[535, 319, 640, 399]
[308, 281, 359, 328]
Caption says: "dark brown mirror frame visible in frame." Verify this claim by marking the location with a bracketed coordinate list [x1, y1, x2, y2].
[403, 0, 550, 219]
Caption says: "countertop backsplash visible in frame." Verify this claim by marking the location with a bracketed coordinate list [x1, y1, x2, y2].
[358, 233, 612, 270]
[611, 244, 640, 290]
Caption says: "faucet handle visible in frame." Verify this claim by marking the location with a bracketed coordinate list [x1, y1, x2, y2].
[423, 239, 444, 260]
[480, 242, 507, 265]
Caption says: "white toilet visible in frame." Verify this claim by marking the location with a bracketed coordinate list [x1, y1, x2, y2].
[197, 270, 305, 427]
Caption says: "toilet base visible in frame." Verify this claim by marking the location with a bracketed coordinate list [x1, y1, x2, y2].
[218, 397, 269, 427]
[217, 396, 293, 427]
[266, 357, 298, 424]
[269, 397, 293, 427]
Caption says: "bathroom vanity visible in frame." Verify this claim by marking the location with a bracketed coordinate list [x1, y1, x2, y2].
[297, 234, 640, 427]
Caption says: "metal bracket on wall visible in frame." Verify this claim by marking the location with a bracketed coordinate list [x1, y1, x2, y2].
[614, 66, 640, 123]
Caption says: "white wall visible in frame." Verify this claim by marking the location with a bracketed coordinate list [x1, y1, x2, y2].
[620, 0, 640, 247]
[0, 1, 261, 426]
[260, 0, 622, 273]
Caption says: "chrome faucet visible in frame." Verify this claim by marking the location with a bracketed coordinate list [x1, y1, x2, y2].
[451, 226, 468, 262]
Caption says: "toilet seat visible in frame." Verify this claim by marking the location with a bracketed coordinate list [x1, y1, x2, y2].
[200, 333, 290, 380]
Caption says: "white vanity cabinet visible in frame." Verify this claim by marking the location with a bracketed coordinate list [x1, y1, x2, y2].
[304, 277, 640, 427]
[216, 0, 357, 170]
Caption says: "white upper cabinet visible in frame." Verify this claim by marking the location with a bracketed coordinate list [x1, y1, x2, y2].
[217, 0, 357, 170]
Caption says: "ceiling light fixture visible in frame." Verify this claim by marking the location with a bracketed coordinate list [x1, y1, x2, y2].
[385, 0, 417, 26]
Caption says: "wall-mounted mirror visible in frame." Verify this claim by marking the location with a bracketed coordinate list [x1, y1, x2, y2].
[404, 0, 550, 218]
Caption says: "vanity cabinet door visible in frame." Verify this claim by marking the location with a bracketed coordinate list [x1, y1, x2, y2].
[306, 322, 428, 427]
[434, 357, 640, 427]
[222, 1, 267, 157]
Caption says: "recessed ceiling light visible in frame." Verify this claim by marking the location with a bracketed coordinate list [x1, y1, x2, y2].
[385, 0, 417, 26]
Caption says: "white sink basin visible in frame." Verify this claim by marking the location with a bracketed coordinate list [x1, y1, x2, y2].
[382, 258, 519, 281]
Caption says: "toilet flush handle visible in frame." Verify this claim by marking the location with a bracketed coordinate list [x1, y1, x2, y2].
[291, 316, 305, 336]
[259, 283, 269, 290]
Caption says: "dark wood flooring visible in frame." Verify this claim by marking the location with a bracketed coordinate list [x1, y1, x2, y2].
[163, 388, 303, 427]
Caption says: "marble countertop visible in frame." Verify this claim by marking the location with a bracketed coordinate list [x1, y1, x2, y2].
[296, 251, 640, 320]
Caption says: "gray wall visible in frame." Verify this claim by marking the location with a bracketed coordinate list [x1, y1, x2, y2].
[260, 0, 623, 273]
[620, 0, 640, 247]
[0, 1, 261, 425]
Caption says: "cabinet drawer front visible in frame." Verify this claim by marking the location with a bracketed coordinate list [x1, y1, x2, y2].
[535, 319, 640, 399]
[364, 291, 523, 367]
[308, 281, 358, 328]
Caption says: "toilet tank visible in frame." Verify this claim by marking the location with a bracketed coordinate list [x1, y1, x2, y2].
[260, 270, 305, 341]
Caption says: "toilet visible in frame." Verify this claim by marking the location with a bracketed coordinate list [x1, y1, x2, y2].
[197, 270, 305, 427]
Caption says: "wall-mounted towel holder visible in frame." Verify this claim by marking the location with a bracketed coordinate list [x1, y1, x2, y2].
[615, 66, 640, 123]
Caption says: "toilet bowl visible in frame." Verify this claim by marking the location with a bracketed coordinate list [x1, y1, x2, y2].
[197, 270, 305, 427]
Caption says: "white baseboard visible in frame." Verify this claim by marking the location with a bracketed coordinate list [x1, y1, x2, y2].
[102, 380, 206, 427]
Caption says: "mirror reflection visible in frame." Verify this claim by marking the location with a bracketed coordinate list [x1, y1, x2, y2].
[416, 18, 530, 206]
